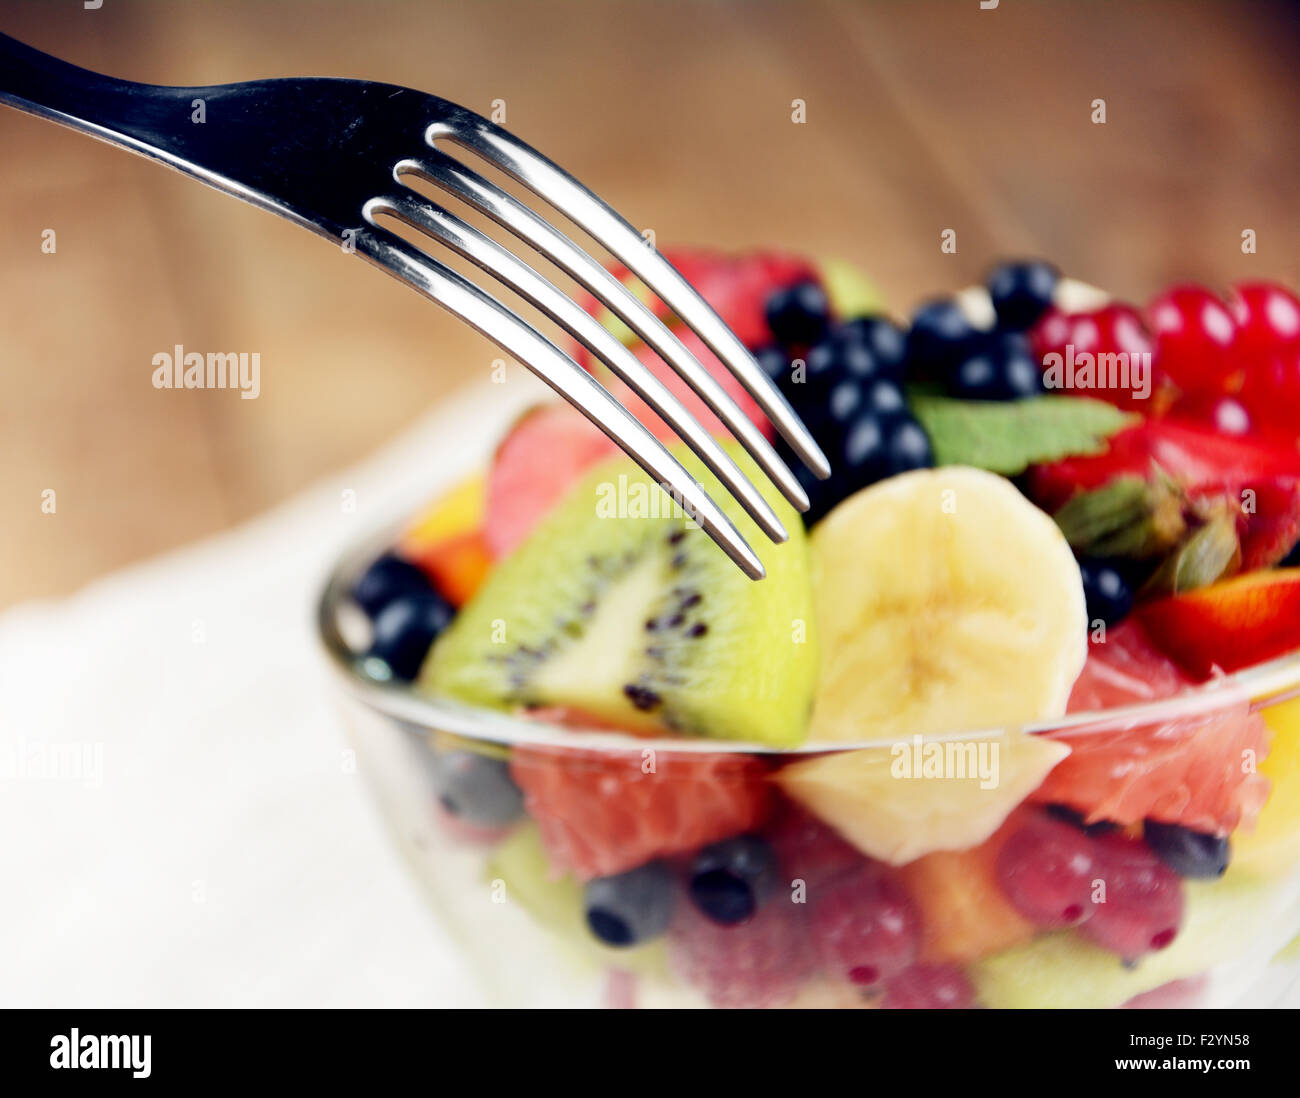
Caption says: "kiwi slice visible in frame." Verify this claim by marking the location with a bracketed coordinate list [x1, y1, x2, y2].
[421, 445, 816, 746]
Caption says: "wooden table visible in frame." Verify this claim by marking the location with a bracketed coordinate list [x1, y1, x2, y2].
[2, 0, 1297, 607]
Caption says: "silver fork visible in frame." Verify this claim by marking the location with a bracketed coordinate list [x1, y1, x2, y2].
[0, 33, 830, 580]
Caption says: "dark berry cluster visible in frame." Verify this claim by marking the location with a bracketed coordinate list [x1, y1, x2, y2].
[759, 283, 933, 523]
[351, 552, 456, 681]
[908, 259, 1059, 398]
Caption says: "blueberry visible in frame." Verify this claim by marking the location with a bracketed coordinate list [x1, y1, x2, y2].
[584, 861, 675, 946]
[800, 338, 844, 395]
[823, 377, 864, 431]
[863, 378, 908, 421]
[907, 298, 979, 374]
[1280, 538, 1300, 568]
[429, 749, 523, 827]
[840, 412, 891, 482]
[1144, 820, 1230, 879]
[368, 590, 456, 681]
[883, 416, 934, 475]
[987, 259, 1060, 330]
[351, 552, 432, 618]
[1079, 557, 1134, 627]
[688, 836, 778, 926]
[765, 280, 831, 347]
[753, 345, 788, 384]
[838, 315, 908, 374]
[799, 336, 878, 394]
[950, 332, 1044, 401]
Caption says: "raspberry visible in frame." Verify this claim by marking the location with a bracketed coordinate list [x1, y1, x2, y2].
[994, 811, 1098, 929]
[668, 898, 814, 1008]
[882, 964, 977, 1009]
[762, 802, 865, 892]
[509, 748, 771, 881]
[1080, 833, 1184, 960]
[810, 867, 919, 988]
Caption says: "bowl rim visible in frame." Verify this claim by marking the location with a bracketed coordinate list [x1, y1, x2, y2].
[318, 518, 1300, 756]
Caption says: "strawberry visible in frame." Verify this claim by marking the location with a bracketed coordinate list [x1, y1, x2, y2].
[1030, 420, 1300, 573]
[577, 249, 818, 356]
[1135, 568, 1300, 678]
[509, 747, 772, 881]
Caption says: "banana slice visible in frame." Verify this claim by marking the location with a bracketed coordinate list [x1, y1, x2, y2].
[808, 466, 1088, 743]
[777, 729, 1070, 865]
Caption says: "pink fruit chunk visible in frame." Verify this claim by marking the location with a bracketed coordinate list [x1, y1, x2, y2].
[881, 964, 977, 1009]
[994, 812, 1099, 929]
[668, 899, 815, 1008]
[1066, 619, 1194, 712]
[483, 403, 616, 560]
[762, 802, 865, 892]
[810, 867, 920, 989]
[1078, 833, 1184, 960]
[605, 328, 774, 444]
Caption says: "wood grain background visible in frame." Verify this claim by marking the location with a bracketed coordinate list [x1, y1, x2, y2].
[2, 0, 1297, 608]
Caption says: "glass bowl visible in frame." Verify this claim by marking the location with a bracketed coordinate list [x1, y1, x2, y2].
[318, 524, 1300, 1009]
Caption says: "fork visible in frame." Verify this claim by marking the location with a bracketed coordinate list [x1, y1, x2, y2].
[0, 32, 830, 579]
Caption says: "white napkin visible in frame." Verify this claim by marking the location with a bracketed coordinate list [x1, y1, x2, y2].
[0, 378, 545, 1007]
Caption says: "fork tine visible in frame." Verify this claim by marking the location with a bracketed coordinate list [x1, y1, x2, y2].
[399, 152, 813, 514]
[353, 223, 767, 579]
[372, 192, 790, 545]
[427, 117, 832, 483]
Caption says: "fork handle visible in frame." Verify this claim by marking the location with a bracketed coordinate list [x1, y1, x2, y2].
[0, 33, 181, 151]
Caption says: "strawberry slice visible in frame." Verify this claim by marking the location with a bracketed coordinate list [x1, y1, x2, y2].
[1030, 419, 1300, 571]
[1135, 568, 1300, 678]
[509, 747, 772, 881]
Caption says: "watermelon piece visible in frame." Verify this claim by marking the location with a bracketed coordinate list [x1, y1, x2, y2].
[483, 403, 617, 561]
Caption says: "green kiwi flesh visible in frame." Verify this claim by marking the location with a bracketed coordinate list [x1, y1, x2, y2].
[421, 444, 817, 746]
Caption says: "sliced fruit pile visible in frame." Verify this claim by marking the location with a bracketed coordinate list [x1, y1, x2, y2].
[339, 248, 1300, 1008]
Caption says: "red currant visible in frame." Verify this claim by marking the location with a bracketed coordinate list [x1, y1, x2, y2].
[1029, 302, 1163, 411]
[994, 811, 1098, 928]
[1227, 281, 1300, 362]
[1078, 833, 1184, 960]
[810, 867, 919, 988]
[881, 964, 976, 1009]
[1147, 285, 1237, 397]
[1239, 341, 1300, 429]
[1173, 393, 1252, 437]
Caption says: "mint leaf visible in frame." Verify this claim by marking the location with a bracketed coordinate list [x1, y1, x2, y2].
[908, 394, 1135, 476]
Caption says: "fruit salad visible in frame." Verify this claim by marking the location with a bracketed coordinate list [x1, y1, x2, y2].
[326, 250, 1300, 1008]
